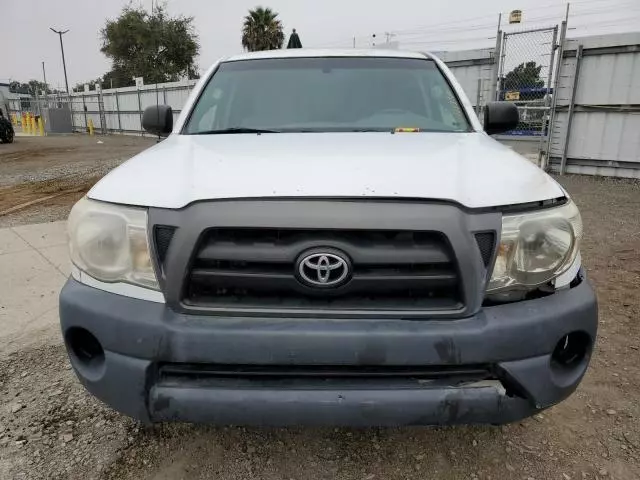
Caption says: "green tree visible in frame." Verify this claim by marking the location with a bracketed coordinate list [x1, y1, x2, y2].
[74, 66, 145, 92]
[242, 7, 284, 52]
[503, 61, 545, 91]
[9, 81, 30, 94]
[287, 28, 302, 49]
[100, 4, 199, 87]
[9, 80, 52, 95]
[72, 80, 99, 93]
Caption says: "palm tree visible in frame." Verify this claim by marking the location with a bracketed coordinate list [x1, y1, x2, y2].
[241, 7, 285, 52]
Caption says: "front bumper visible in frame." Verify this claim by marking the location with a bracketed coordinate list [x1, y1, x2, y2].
[59, 276, 598, 426]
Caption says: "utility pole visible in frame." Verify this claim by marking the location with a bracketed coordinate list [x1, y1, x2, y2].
[492, 13, 503, 101]
[42, 61, 49, 103]
[50, 28, 70, 95]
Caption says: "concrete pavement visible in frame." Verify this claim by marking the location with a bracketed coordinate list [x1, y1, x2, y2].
[0, 221, 69, 355]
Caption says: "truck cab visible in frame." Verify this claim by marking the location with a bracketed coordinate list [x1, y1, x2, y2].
[60, 50, 597, 426]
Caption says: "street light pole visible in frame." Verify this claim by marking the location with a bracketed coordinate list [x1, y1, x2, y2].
[50, 28, 70, 95]
[42, 61, 49, 102]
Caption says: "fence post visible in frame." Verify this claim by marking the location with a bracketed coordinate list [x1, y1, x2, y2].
[537, 25, 559, 167]
[491, 31, 503, 102]
[475, 78, 482, 117]
[560, 44, 583, 175]
[34, 90, 41, 118]
[82, 94, 88, 133]
[496, 32, 507, 101]
[162, 85, 167, 104]
[115, 90, 122, 134]
[98, 89, 107, 135]
[490, 13, 502, 102]
[137, 88, 143, 135]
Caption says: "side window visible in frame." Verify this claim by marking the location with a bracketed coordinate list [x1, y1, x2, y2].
[186, 82, 229, 134]
[429, 81, 467, 130]
[195, 87, 224, 131]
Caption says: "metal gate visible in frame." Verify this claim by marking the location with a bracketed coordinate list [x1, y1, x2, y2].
[496, 26, 559, 162]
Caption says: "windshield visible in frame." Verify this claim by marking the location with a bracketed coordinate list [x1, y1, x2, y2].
[184, 57, 471, 134]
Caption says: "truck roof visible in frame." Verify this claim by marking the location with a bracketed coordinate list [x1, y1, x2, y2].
[225, 49, 432, 62]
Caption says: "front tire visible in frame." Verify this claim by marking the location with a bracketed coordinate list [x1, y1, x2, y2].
[0, 124, 14, 144]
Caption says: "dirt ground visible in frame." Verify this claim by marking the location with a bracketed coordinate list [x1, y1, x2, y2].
[0, 136, 639, 480]
[0, 135, 155, 227]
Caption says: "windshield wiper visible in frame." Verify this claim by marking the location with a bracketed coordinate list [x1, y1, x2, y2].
[191, 127, 280, 135]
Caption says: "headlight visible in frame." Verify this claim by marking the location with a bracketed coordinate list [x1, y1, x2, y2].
[488, 200, 582, 293]
[68, 197, 159, 290]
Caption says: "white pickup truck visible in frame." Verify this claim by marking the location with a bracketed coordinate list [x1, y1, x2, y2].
[60, 49, 597, 426]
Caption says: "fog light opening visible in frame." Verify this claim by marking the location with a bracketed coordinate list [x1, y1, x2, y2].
[551, 331, 590, 370]
[66, 327, 105, 377]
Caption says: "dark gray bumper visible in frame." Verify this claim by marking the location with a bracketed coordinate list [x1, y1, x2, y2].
[59, 277, 598, 426]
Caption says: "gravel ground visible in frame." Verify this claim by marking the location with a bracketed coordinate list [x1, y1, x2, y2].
[0, 135, 155, 227]
[1, 174, 638, 480]
[0, 157, 125, 189]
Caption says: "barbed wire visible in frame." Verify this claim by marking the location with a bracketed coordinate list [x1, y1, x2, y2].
[312, 0, 640, 49]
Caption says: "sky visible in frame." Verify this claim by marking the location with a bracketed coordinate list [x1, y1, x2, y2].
[2, 0, 639, 90]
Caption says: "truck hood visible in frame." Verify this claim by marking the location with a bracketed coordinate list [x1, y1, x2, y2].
[89, 132, 564, 209]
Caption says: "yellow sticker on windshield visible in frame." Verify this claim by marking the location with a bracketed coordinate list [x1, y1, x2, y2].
[394, 127, 421, 133]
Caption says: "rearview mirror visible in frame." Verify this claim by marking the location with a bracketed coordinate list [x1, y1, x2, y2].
[483, 102, 519, 135]
[142, 105, 173, 137]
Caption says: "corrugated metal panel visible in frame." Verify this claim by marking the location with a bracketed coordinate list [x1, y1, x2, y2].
[437, 48, 494, 63]
[564, 32, 640, 52]
[562, 164, 640, 179]
[165, 87, 195, 111]
[575, 51, 640, 105]
[86, 112, 101, 129]
[117, 92, 142, 112]
[439, 48, 495, 107]
[102, 94, 117, 111]
[119, 113, 142, 132]
[104, 113, 119, 131]
[567, 111, 640, 163]
[447, 64, 494, 107]
[549, 32, 640, 177]
[140, 90, 163, 110]
[72, 113, 85, 129]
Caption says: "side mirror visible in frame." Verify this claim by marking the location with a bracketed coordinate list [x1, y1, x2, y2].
[483, 101, 519, 135]
[142, 105, 173, 137]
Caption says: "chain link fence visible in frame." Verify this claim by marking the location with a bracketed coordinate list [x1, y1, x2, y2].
[496, 26, 558, 137]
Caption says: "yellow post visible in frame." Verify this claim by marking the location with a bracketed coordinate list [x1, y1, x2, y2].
[25, 113, 31, 134]
[11, 113, 17, 126]
[21, 114, 27, 131]
[38, 116, 45, 136]
[88, 118, 95, 136]
[31, 115, 37, 135]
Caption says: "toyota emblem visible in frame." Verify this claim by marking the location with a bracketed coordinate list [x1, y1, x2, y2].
[296, 250, 351, 288]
